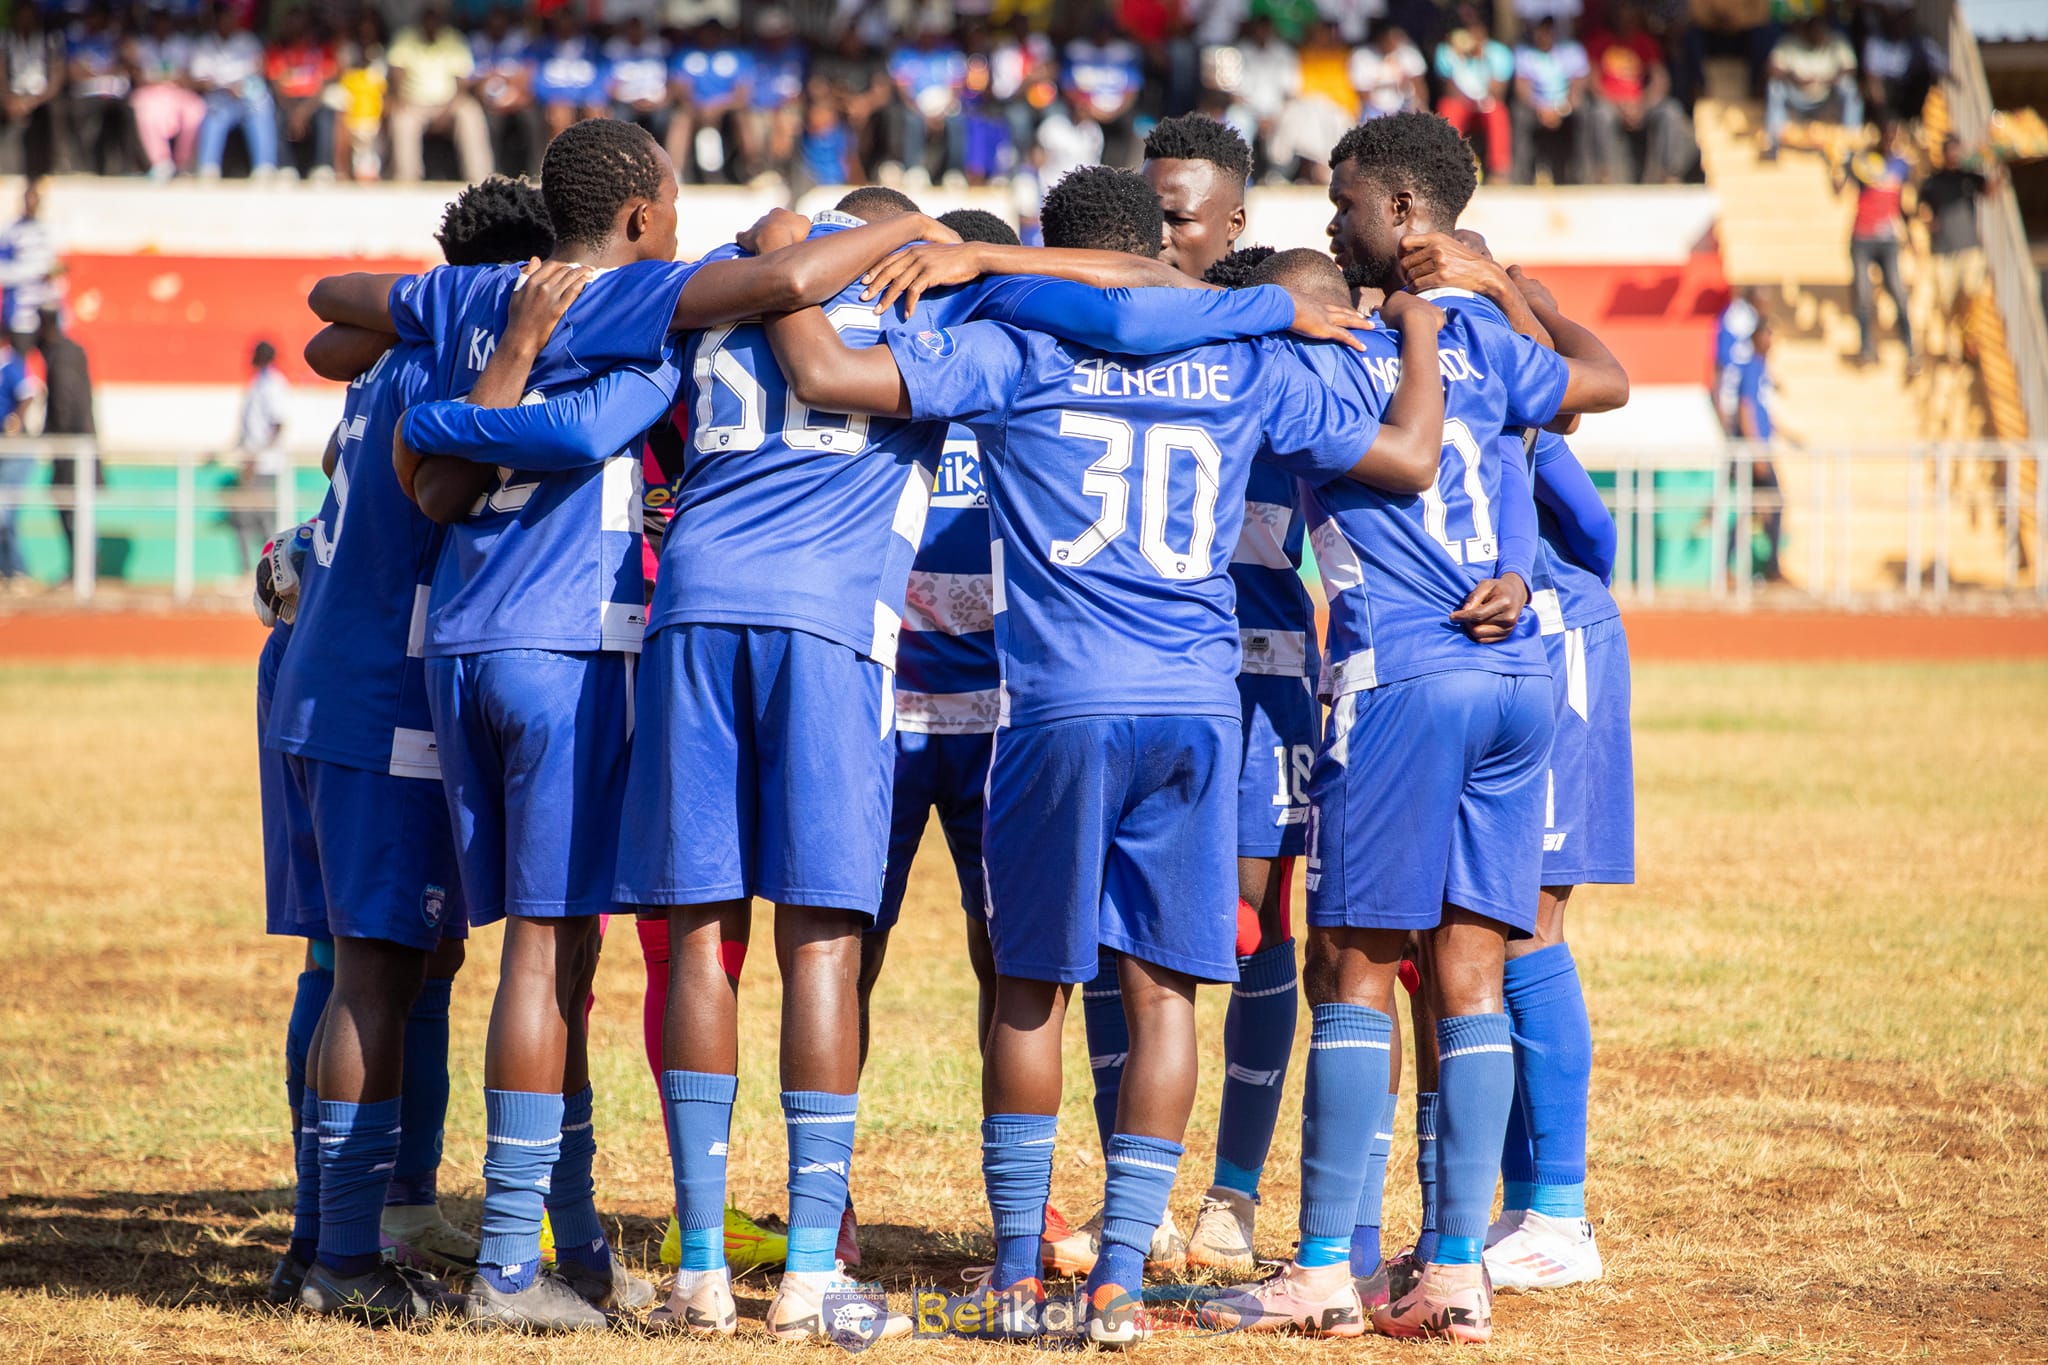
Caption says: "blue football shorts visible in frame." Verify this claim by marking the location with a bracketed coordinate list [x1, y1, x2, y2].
[1236, 671, 1319, 860]
[1305, 670, 1554, 936]
[1540, 614, 1635, 886]
[286, 753, 467, 950]
[427, 647, 633, 924]
[614, 623, 894, 917]
[982, 714, 1239, 985]
[874, 728, 994, 934]
[258, 628, 327, 939]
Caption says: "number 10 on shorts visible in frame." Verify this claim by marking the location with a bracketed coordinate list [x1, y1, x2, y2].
[1272, 743, 1312, 825]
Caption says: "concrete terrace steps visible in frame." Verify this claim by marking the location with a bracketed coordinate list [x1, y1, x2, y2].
[1692, 61, 2008, 589]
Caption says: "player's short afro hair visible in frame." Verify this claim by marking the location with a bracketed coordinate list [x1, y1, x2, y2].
[1329, 112, 1479, 226]
[1202, 244, 1275, 288]
[436, 175, 555, 266]
[1143, 113, 1254, 185]
[938, 207, 1021, 246]
[540, 118, 667, 249]
[836, 185, 923, 221]
[1249, 246, 1350, 306]
[1040, 165, 1162, 257]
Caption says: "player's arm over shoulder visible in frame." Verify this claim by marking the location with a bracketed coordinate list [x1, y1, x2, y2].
[765, 304, 912, 418]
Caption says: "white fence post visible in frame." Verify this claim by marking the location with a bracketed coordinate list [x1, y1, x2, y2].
[173, 453, 195, 604]
[1934, 446, 1951, 602]
[71, 440, 96, 603]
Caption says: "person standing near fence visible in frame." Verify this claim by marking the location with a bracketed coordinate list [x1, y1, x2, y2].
[225, 340, 289, 572]
[1839, 120, 1918, 377]
[38, 310, 95, 583]
[0, 336, 40, 591]
[1917, 134, 1996, 362]
[1721, 315, 1787, 583]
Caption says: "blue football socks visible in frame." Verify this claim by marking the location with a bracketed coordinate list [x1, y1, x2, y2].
[1079, 951, 1128, 1153]
[1350, 1088, 1400, 1275]
[385, 975, 452, 1209]
[1088, 1133, 1183, 1301]
[1503, 944, 1593, 1220]
[547, 1086, 608, 1276]
[290, 1086, 321, 1264]
[1434, 1013, 1516, 1266]
[983, 1114, 1057, 1289]
[315, 1096, 402, 1277]
[1298, 1003, 1391, 1268]
[283, 966, 331, 1140]
[1213, 941, 1297, 1199]
[783, 1091, 858, 1274]
[478, 1089, 564, 1295]
[662, 1070, 736, 1272]
[1414, 1091, 1441, 1264]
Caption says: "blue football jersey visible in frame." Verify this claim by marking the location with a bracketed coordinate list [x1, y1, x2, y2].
[1232, 460, 1317, 682]
[887, 322, 1379, 728]
[897, 427, 999, 733]
[650, 216, 991, 666]
[651, 219, 1305, 668]
[1525, 431, 1620, 633]
[390, 259, 697, 656]
[1296, 292, 1567, 698]
[266, 343, 444, 778]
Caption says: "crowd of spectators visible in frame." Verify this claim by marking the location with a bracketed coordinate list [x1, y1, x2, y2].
[0, 0, 1947, 190]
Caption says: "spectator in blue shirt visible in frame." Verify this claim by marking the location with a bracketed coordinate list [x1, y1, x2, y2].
[670, 21, 753, 182]
[606, 15, 672, 145]
[888, 20, 966, 184]
[1061, 12, 1143, 164]
[529, 7, 607, 140]
[738, 9, 803, 184]
[471, 8, 541, 178]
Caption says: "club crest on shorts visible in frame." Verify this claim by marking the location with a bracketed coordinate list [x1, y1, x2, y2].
[421, 884, 448, 929]
[914, 328, 954, 358]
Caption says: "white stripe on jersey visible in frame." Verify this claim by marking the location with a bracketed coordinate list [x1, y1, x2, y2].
[870, 600, 901, 672]
[896, 685, 1003, 735]
[1309, 517, 1364, 604]
[1232, 499, 1295, 570]
[1320, 647, 1379, 701]
[1531, 587, 1566, 636]
[406, 583, 430, 659]
[389, 726, 441, 781]
[1238, 627, 1309, 678]
[904, 569, 996, 638]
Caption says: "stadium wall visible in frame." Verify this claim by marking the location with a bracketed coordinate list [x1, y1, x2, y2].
[38, 178, 1726, 458]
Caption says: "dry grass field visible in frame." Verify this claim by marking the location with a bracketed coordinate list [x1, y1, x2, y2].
[2, 658, 2045, 1363]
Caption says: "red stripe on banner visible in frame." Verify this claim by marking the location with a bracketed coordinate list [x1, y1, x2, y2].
[57, 248, 1730, 388]
[65, 254, 430, 386]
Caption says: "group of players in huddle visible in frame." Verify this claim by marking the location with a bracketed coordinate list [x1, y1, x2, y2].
[253, 105, 1636, 1348]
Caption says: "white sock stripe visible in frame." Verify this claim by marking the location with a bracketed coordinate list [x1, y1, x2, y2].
[1418, 1133, 1438, 1142]
[487, 1133, 560, 1148]
[1108, 1155, 1180, 1174]
[1374, 1131, 1395, 1142]
[1231, 981, 1296, 998]
[1309, 1038, 1391, 1050]
[785, 1113, 858, 1125]
[1080, 989, 1121, 1000]
[1439, 1043, 1515, 1060]
[561, 1121, 593, 1133]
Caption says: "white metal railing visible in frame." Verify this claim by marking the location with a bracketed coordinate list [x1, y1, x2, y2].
[0, 439, 304, 603]
[1591, 440, 2047, 603]
[1943, 2, 2048, 439]
[2, 439, 2045, 608]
